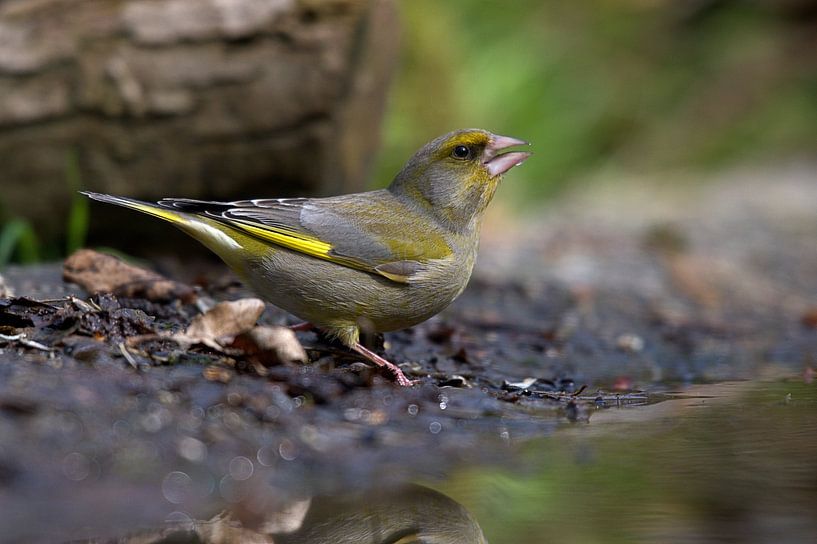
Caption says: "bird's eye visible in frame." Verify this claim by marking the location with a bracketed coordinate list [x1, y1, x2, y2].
[451, 145, 471, 160]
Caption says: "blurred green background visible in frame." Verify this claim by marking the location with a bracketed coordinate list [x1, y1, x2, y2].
[373, 0, 817, 200]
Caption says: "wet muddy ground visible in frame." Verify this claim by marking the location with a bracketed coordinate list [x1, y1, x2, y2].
[1, 164, 816, 542]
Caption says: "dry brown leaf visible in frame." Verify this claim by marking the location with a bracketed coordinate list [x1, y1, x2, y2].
[230, 326, 308, 366]
[174, 298, 265, 350]
[63, 249, 196, 303]
[203, 365, 233, 383]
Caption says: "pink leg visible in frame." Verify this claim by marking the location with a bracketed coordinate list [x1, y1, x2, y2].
[352, 343, 416, 387]
[289, 322, 316, 332]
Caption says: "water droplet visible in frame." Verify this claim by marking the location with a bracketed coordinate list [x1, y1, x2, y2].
[257, 446, 277, 467]
[177, 436, 207, 463]
[62, 452, 90, 481]
[279, 439, 297, 461]
[162, 471, 193, 504]
[228, 456, 254, 481]
[223, 411, 243, 429]
[112, 419, 131, 439]
[407, 404, 419, 416]
[429, 421, 442, 434]
[57, 411, 83, 439]
[142, 414, 161, 432]
[264, 405, 281, 421]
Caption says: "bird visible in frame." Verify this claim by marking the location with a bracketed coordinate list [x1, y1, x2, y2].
[132, 484, 487, 543]
[83, 128, 531, 386]
[268, 484, 488, 544]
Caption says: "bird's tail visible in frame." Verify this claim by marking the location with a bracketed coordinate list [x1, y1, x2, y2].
[81, 191, 249, 271]
[81, 191, 189, 226]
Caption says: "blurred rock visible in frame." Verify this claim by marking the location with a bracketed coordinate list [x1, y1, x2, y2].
[0, 0, 399, 248]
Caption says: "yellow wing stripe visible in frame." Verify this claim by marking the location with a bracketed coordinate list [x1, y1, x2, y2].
[229, 220, 333, 256]
[225, 218, 407, 279]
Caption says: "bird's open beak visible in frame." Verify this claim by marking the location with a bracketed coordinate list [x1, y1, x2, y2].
[483, 134, 531, 177]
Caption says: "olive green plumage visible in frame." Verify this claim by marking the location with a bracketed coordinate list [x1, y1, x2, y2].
[84, 128, 530, 385]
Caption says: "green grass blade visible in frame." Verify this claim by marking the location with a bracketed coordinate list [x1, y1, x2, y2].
[0, 219, 41, 266]
[65, 150, 89, 254]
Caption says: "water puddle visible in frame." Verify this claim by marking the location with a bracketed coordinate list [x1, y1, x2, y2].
[432, 377, 817, 543]
[7, 377, 807, 543]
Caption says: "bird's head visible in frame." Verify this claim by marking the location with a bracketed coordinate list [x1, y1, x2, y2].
[389, 129, 531, 232]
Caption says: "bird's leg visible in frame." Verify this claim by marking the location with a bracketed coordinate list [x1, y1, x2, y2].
[352, 343, 415, 387]
[292, 323, 415, 386]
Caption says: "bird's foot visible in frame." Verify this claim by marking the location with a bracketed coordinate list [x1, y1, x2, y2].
[291, 324, 415, 386]
[352, 343, 417, 387]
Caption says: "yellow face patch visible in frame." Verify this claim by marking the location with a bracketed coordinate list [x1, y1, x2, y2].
[437, 130, 491, 161]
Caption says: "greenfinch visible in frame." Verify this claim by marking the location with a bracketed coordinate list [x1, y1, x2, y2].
[84, 129, 530, 386]
[269, 484, 487, 543]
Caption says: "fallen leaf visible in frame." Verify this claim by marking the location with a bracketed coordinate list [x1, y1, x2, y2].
[203, 365, 233, 383]
[174, 298, 265, 350]
[230, 326, 308, 366]
[63, 249, 196, 303]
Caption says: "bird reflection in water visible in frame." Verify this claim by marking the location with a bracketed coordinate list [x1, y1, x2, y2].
[94, 484, 488, 544]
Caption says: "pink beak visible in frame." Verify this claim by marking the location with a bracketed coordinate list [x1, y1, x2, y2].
[483, 134, 531, 177]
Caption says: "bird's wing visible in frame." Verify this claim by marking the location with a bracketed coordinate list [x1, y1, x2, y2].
[159, 191, 453, 284]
